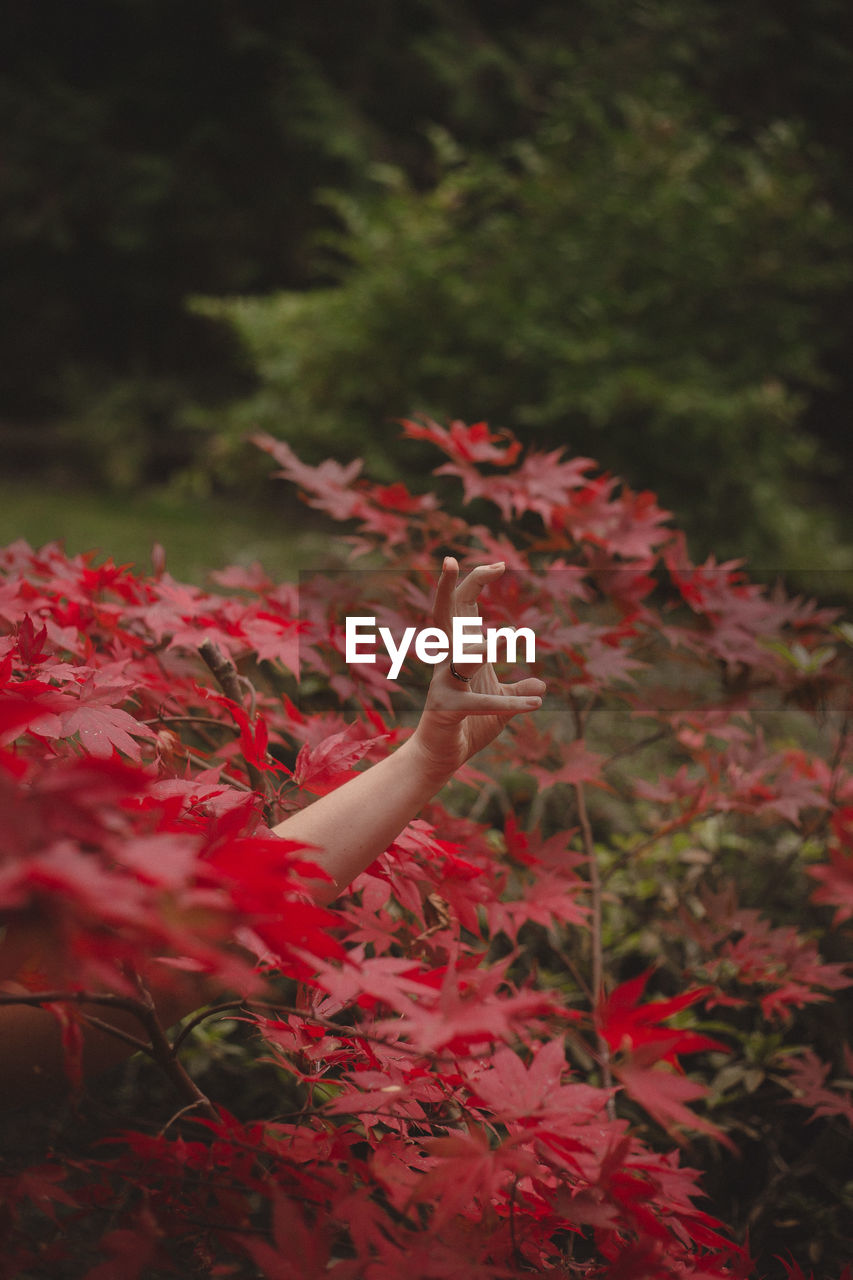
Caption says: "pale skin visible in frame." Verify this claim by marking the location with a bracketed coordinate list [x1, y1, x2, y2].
[0, 558, 545, 1106]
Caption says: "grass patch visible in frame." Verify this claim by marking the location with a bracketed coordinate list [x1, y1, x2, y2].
[0, 480, 343, 584]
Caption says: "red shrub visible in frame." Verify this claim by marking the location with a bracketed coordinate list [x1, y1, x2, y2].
[1, 421, 850, 1277]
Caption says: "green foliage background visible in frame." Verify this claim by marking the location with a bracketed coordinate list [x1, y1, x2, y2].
[202, 92, 846, 572]
[3, 0, 853, 581]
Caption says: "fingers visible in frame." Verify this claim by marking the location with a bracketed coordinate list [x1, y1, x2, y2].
[433, 556, 505, 633]
[500, 677, 547, 698]
[433, 556, 460, 635]
[456, 690, 543, 716]
[454, 561, 506, 609]
[434, 659, 544, 710]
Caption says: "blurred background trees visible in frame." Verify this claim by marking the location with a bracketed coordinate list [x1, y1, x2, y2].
[2, 0, 852, 582]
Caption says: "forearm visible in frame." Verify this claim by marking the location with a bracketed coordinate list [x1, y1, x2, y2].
[272, 733, 450, 905]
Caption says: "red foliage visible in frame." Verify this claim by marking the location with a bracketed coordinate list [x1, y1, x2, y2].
[1, 421, 851, 1278]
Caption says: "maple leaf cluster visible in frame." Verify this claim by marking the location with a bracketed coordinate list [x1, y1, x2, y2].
[1, 420, 851, 1278]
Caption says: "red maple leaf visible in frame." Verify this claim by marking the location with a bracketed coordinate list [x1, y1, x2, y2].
[16, 614, 49, 667]
[407, 1127, 539, 1229]
[784, 1049, 853, 1126]
[369, 482, 437, 513]
[371, 957, 560, 1055]
[525, 737, 609, 791]
[293, 724, 388, 795]
[400, 416, 522, 466]
[59, 669, 155, 761]
[809, 805, 853, 924]
[253, 432, 364, 520]
[436, 445, 596, 523]
[466, 1038, 607, 1125]
[0, 685, 69, 744]
[616, 1062, 733, 1147]
[239, 612, 304, 675]
[484, 868, 588, 941]
[597, 971, 727, 1063]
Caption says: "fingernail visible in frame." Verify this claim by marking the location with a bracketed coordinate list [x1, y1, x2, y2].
[526, 696, 542, 708]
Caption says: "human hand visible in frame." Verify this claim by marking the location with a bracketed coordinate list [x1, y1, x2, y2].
[408, 557, 545, 783]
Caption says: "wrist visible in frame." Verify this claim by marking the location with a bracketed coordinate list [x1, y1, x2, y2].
[403, 728, 456, 795]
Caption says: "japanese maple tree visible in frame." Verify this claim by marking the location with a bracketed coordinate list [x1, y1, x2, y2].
[1, 420, 851, 1278]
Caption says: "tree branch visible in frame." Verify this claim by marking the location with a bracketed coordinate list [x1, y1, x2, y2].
[198, 636, 272, 811]
[1, 984, 218, 1120]
[128, 971, 219, 1121]
[80, 1014, 156, 1057]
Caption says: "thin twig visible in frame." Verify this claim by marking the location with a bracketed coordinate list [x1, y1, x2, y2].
[526, 784, 547, 833]
[827, 696, 852, 809]
[467, 780, 502, 824]
[198, 637, 272, 810]
[80, 1013, 156, 1057]
[567, 688, 615, 1117]
[509, 1175, 521, 1267]
[170, 997, 570, 1069]
[604, 728, 669, 766]
[0, 989, 151, 1014]
[129, 971, 220, 1121]
[609, 807, 719, 870]
[143, 715, 240, 732]
[184, 749, 253, 791]
[171, 1000, 251, 1054]
[574, 777, 614, 1117]
[158, 1098, 214, 1138]
[552, 943, 593, 1004]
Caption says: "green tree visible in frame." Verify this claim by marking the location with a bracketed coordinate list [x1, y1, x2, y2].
[203, 74, 850, 573]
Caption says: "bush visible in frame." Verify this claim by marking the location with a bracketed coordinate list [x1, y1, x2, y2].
[1, 420, 851, 1277]
[201, 77, 851, 577]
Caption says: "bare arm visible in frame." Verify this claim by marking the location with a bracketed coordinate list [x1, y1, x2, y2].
[279, 557, 544, 902]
